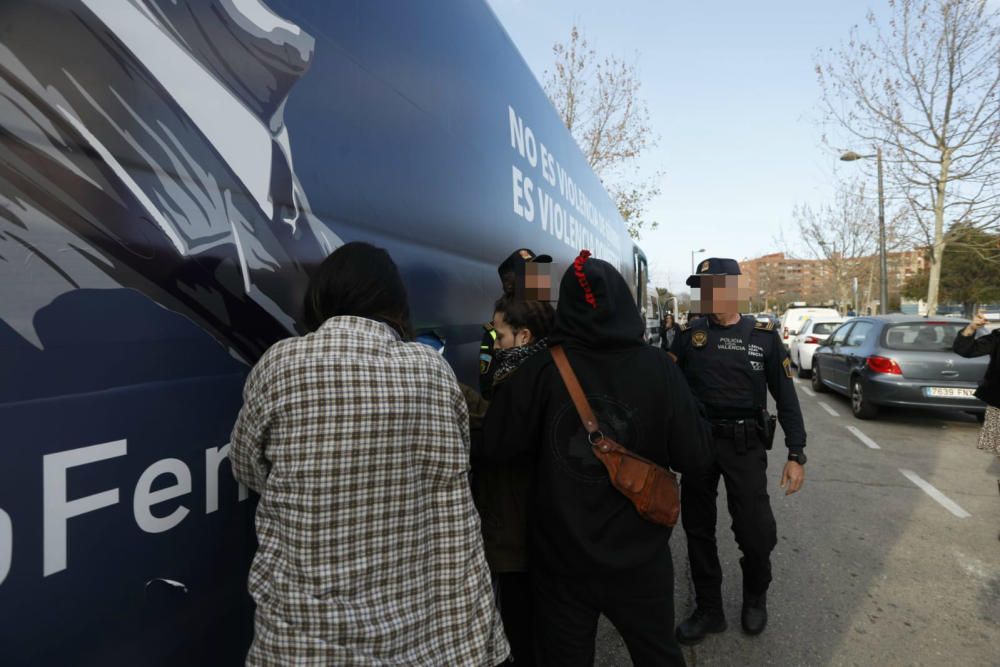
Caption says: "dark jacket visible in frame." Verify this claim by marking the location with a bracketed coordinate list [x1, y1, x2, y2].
[478, 253, 713, 575]
[953, 329, 1000, 407]
[466, 366, 536, 573]
[660, 322, 680, 351]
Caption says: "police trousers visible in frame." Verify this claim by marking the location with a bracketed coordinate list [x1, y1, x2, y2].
[680, 428, 777, 610]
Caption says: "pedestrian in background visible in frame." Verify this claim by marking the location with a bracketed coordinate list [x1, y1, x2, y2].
[473, 295, 556, 666]
[480, 250, 712, 666]
[230, 242, 508, 666]
[953, 311, 1000, 459]
[672, 258, 807, 645]
[661, 312, 681, 351]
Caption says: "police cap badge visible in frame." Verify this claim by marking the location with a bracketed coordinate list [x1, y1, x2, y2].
[686, 257, 742, 287]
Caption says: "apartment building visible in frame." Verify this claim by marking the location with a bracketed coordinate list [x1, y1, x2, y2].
[741, 250, 926, 309]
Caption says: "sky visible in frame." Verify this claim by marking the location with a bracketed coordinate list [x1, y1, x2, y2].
[484, 0, 903, 292]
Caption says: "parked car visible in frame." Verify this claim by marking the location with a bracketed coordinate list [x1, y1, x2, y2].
[788, 316, 845, 378]
[811, 315, 988, 420]
[779, 307, 841, 350]
[754, 312, 780, 328]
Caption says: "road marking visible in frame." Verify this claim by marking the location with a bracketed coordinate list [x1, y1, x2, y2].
[899, 469, 971, 519]
[817, 401, 839, 417]
[846, 425, 880, 449]
[800, 385, 815, 397]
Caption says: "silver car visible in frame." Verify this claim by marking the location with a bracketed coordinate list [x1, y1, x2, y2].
[811, 315, 988, 420]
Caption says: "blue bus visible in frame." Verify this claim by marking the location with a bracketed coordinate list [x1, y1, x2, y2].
[0, 1, 650, 663]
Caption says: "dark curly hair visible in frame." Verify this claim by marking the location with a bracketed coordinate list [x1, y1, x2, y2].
[493, 296, 556, 340]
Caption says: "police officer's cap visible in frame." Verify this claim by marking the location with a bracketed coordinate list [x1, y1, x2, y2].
[497, 248, 552, 279]
[686, 257, 741, 287]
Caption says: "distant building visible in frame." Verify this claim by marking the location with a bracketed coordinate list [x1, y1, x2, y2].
[741, 250, 926, 311]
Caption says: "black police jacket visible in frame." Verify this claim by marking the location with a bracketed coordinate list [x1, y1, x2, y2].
[479, 324, 497, 399]
[673, 315, 806, 449]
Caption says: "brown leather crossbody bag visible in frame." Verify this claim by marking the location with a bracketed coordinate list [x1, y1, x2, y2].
[550, 345, 680, 527]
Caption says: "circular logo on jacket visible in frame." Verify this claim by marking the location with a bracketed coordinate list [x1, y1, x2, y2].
[692, 330, 708, 348]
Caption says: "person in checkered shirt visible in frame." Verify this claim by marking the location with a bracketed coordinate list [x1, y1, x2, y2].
[231, 242, 509, 666]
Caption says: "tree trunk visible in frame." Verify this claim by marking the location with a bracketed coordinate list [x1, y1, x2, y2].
[925, 153, 951, 316]
[925, 240, 947, 316]
[864, 262, 874, 314]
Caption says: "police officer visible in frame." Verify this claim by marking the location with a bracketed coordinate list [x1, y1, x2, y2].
[671, 257, 806, 644]
[479, 248, 551, 399]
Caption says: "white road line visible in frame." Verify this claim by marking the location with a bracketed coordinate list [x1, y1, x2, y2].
[899, 469, 972, 519]
[817, 401, 839, 417]
[846, 425, 881, 449]
[793, 378, 816, 396]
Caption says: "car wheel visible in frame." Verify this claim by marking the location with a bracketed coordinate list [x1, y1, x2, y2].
[975, 411, 986, 424]
[850, 376, 878, 419]
[811, 364, 828, 393]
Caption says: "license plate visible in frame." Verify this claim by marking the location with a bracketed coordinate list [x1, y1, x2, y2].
[924, 387, 976, 398]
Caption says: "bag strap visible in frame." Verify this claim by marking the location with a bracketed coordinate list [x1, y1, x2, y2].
[550, 345, 601, 438]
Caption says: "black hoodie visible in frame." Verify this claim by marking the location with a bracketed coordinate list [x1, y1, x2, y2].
[480, 252, 713, 574]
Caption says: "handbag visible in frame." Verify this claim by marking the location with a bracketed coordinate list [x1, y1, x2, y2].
[549, 345, 680, 527]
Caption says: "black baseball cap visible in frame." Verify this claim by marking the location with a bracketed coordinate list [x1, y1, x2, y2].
[497, 248, 552, 279]
[686, 257, 741, 287]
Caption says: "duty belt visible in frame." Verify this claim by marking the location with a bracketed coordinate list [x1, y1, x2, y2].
[708, 418, 758, 453]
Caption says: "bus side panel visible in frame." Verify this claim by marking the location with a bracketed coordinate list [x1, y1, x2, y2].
[0, 1, 638, 663]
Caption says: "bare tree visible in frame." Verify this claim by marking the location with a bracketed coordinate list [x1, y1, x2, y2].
[794, 180, 881, 307]
[817, 0, 1000, 314]
[545, 26, 661, 240]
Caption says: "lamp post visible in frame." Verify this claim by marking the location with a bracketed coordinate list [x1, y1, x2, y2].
[690, 248, 706, 275]
[841, 148, 888, 315]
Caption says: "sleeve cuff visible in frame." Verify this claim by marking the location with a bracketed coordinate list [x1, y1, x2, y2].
[786, 446, 805, 455]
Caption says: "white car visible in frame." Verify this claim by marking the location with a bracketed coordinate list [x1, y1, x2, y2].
[779, 307, 841, 350]
[789, 317, 845, 377]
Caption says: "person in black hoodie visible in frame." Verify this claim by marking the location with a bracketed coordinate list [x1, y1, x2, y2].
[479, 250, 713, 666]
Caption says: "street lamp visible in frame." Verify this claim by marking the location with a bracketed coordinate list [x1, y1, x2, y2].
[690, 248, 706, 275]
[841, 148, 888, 315]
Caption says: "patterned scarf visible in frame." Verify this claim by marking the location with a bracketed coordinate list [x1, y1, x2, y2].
[492, 338, 549, 386]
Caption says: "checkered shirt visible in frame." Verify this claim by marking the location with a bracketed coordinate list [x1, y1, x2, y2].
[231, 316, 509, 666]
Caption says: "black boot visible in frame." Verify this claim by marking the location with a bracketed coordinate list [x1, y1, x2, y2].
[741, 592, 767, 635]
[675, 607, 727, 646]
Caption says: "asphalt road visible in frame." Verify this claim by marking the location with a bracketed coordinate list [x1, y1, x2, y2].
[594, 379, 1000, 666]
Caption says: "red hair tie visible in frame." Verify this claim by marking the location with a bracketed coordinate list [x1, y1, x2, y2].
[573, 250, 598, 309]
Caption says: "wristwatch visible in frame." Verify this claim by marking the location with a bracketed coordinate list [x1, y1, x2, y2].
[787, 450, 807, 465]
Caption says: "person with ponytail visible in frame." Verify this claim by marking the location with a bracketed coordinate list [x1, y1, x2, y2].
[471, 294, 556, 666]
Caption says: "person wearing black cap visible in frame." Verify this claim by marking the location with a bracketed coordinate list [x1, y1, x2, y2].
[671, 257, 807, 644]
[479, 248, 552, 399]
[478, 250, 712, 666]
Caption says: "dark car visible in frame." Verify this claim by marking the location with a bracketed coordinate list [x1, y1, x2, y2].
[811, 315, 988, 420]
